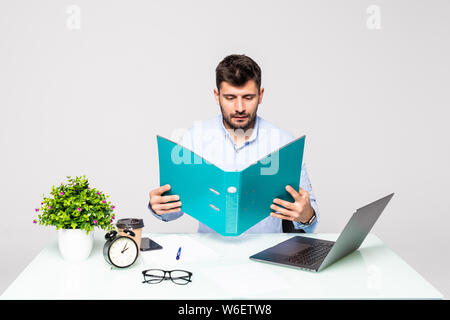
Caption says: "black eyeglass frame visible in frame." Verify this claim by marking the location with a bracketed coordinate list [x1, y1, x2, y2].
[141, 269, 193, 285]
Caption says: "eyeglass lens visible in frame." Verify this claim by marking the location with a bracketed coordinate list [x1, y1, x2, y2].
[142, 269, 192, 285]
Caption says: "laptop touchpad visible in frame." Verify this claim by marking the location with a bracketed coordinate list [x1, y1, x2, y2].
[270, 239, 311, 255]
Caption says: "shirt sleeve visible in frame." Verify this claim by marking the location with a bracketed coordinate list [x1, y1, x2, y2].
[292, 162, 320, 233]
[147, 129, 194, 223]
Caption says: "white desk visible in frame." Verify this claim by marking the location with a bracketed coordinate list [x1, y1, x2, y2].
[0, 232, 443, 299]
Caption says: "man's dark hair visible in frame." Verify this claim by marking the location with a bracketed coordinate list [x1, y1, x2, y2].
[215, 54, 262, 92]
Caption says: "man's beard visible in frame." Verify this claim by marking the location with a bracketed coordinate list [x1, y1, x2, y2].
[220, 104, 258, 132]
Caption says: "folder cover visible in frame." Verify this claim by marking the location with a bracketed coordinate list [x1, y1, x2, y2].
[157, 135, 305, 236]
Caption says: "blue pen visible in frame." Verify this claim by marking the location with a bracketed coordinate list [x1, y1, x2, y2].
[176, 247, 182, 260]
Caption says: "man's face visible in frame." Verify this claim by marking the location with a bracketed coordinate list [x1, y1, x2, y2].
[214, 80, 264, 131]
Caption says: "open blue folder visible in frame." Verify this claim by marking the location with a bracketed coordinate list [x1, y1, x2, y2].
[157, 135, 305, 236]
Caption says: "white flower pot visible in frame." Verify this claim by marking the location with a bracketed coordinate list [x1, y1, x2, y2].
[58, 229, 94, 262]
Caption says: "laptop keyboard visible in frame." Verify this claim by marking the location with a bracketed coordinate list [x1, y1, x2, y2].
[286, 242, 334, 267]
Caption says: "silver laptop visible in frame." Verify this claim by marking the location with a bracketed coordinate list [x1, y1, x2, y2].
[249, 193, 394, 272]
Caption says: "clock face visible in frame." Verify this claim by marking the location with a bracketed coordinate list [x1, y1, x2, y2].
[108, 237, 138, 268]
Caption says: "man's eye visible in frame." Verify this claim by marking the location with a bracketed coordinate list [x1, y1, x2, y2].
[245, 96, 254, 100]
[225, 97, 234, 100]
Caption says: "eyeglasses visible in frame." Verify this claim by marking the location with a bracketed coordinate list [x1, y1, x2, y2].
[142, 269, 193, 285]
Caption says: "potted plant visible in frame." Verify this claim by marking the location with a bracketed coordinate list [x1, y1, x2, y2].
[34, 175, 116, 262]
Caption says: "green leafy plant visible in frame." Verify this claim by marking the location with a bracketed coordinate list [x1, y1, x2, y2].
[33, 175, 116, 233]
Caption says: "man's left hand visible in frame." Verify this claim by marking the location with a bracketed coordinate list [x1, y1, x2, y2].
[270, 185, 314, 224]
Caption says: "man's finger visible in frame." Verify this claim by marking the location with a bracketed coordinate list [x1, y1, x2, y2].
[270, 203, 294, 218]
[154, 201, 182, 211]
[298, 187, 309, 198]
[155, 184, 171, 195]
[155, 207, 182, 215]
[150, 184, 170, 197]
[285, 185, 301, 201]
[160, 194, 180, 203]
[270, 211, 295, 221]
[273, 198, 294, 210]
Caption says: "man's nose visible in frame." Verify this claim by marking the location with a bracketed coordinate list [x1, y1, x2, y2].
[235, 97, 245, 112]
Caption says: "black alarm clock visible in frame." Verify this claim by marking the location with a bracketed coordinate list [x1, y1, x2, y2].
[103, 229, 139, 268]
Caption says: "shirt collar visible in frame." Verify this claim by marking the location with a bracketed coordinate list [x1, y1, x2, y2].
[219, 114, 260, 149]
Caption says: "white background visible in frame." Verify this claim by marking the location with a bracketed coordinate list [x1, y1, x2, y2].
[0, 0, 449, 298]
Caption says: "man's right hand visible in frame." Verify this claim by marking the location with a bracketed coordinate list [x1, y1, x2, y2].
[149, 184, 182, 215]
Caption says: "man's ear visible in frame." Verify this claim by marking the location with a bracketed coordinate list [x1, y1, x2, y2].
[214, 88, 220, 105]
[258, 87, 265, 104]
